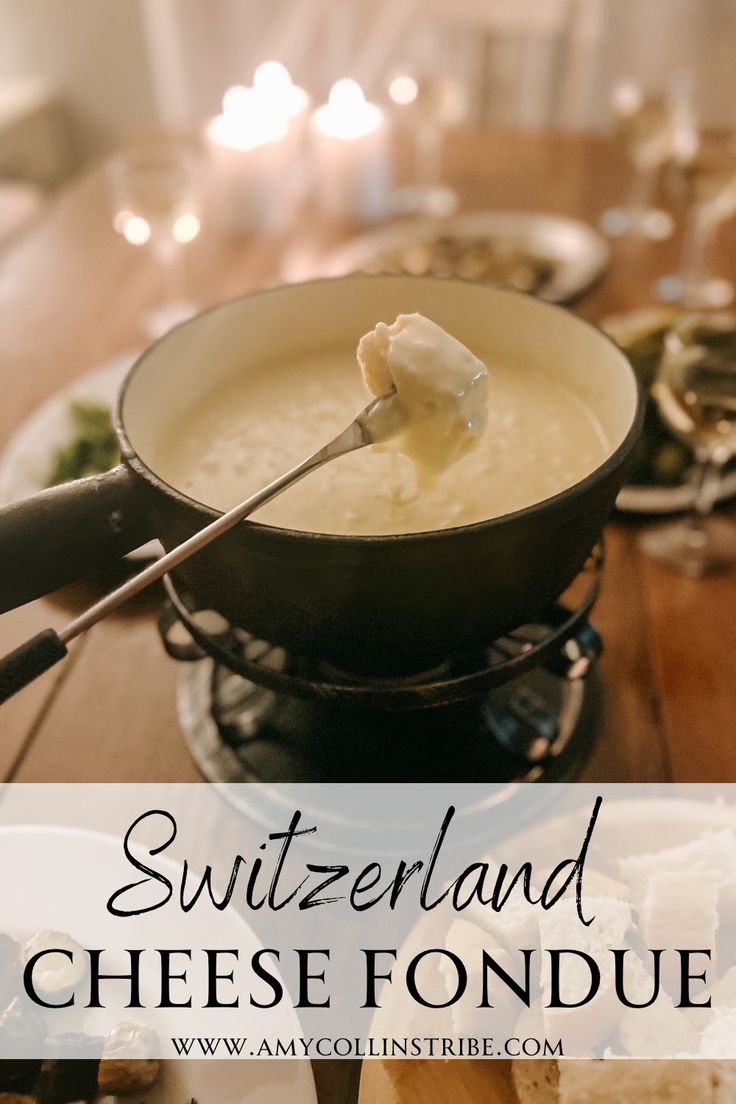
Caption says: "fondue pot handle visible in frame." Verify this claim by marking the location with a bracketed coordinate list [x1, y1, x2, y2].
[0, 464, 153, 613]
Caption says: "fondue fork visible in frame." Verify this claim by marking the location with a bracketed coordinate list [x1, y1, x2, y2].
[0, 390, 402, 703]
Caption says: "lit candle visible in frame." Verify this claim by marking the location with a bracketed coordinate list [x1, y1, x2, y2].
[252, 61, 311, 199]
[206, 84, 291, 235]
[253, 61, 309, 128]
[209, 84, 289, 150]
[311, 79, 391, 224]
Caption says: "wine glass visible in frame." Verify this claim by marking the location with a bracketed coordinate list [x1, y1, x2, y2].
[656, 132, 736, 309]
[641, 315, 736, 576]
[107, 143, 202, 339]
[388, 72, 466, 219]
[600, 77, 694, 241]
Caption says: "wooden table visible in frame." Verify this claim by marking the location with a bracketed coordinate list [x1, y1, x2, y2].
[0, 127, 735, 783]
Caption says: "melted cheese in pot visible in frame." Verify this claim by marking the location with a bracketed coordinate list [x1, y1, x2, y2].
[154, 345, 610, 536]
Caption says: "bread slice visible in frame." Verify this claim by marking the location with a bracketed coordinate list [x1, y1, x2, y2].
[511, 1059, 558, 1104]
[515, 1058, 725, 1102]
[712, 1060, 736, 1102]
[558, 1059, 714, 1102]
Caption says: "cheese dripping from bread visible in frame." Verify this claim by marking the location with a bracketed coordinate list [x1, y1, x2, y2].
[357, 313, 489, 479]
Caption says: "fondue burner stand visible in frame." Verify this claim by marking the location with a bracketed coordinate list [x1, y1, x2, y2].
[158, 548, 604, 785]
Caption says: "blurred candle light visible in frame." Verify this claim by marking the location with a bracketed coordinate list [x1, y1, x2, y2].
[112, 209, 132, 234]
[252, 60, 311, 201]
[611, 79, 644, 119]
[314, 79, 382, 139]
[222, 84, 252, 119]
[206, 83, 291, 235]
[388, 74, 418, 106]
[172, 212, 201, 243]
[209, 85, 288, 151]
[311, 79, 391, 223]
[253, 61, 309, 122]
[122, 214, 151, 245]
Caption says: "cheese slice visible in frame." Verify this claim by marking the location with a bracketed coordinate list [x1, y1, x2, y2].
[618, 832, 736, 911]
[539, 896, 632, 1054]
[618, 952, 700, 1057]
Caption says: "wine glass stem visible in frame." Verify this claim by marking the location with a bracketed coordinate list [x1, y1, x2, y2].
[151, 239, 182, 307]
[628, 164, 656, 226]
[415, 121, 442, 190]
[688, 453, 724, 536]
[680, 207, 715, 288]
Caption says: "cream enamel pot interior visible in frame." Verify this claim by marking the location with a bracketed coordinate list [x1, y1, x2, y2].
[0, 277, 643, 676]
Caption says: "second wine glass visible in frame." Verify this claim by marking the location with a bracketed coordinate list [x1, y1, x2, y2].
[641, 315, 736, 576]
[388, 72, 465, 219]
[657, 132, 736, 309]
[107, 143, 202, 340]
[600, 78, 691, 241]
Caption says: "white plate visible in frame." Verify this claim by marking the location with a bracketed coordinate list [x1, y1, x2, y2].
[0, 352, 160, 561]
[0, 824, 318, 1104]
[309, 211, 610, 304]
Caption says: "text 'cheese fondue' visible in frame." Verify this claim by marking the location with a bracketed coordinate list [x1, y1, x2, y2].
[154, 314, 611, 536]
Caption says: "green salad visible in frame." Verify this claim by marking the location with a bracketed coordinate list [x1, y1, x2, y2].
[46, 400, 119, 486]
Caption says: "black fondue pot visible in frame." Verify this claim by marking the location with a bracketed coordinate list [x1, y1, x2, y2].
[0, 277, 642, 676]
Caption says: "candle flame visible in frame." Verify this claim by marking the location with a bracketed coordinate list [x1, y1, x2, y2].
[329, 79, 366, 111]
[388, 74, 418, 106]
[313, 78, 383, 140]
[212, 83, 289, 149]
[254, 60, 292, 93]
[222, 84, 251, 117]
[251, 61, 309, 121]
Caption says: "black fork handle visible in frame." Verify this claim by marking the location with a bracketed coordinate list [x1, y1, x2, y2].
[0, 629, 68, 704]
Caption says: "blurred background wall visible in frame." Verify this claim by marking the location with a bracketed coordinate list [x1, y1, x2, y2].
[0, 0, 154, 184]
[1, 0, 735, 188]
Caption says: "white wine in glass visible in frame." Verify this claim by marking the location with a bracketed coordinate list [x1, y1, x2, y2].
[657, 136, 736, 309]
[601, 78, 692, 241]
[107, 143, 202, 339]
[642, 316, 736, 575]
[388, 72, 465, 219]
